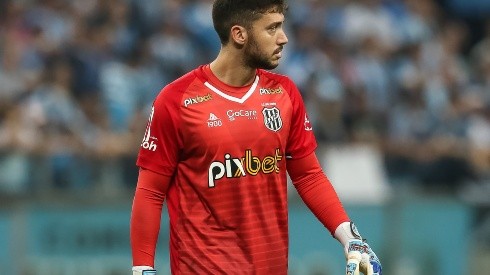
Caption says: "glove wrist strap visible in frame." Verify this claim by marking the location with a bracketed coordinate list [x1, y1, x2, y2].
[132, 266, 156, 275]
[334, 221, 363, 247]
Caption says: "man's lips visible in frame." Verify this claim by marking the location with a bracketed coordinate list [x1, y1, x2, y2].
[274, 47, 283, 57]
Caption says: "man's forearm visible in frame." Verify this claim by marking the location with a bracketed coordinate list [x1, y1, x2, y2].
[287, 152, 349, 234]
[131, 168, 170, 267]
[293, 170, 349, 234]
[130, 186, 164, 266]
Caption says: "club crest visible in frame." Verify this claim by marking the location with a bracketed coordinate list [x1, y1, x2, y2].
[262, 107, 282, 132]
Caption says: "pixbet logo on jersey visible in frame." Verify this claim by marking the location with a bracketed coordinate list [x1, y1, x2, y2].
[183, 93, 212, 107]
[208, 148, 283, 187]
[259, 87, 283, 95]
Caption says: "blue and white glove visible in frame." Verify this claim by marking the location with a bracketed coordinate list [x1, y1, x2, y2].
[132, 266, 156, 275]
[334, 222, 382, 275]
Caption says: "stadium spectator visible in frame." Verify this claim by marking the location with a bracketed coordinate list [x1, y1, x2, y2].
[0, 0, 488, 197]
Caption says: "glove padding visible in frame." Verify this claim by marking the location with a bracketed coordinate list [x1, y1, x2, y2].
[345, 239, 382, 275]
[132, 266, 156, 275]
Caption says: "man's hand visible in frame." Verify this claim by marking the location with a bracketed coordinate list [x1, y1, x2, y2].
[334, 222, 382, 275]
[345, 239, 382, 275]
[132, 266, 157, 275]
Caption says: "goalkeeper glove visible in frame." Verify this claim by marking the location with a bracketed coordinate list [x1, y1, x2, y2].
[132, 266, 156, 275]
[334, 222, 382, 275]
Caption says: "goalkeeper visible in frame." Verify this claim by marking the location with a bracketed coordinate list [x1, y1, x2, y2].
[130, 0, 382, 274]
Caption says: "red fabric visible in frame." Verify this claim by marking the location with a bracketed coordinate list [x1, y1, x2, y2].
[130, 168, 171, 266]
[287, 152, 350, 235]
[135, 65, 318, 273]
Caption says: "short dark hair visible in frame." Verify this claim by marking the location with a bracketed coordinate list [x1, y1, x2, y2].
[212, 0, 288, 44]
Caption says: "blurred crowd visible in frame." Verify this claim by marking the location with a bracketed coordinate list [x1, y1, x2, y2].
[1, 0, 489, 197]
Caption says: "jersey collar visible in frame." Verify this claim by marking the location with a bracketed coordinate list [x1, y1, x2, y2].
[204, 76, 259, 104]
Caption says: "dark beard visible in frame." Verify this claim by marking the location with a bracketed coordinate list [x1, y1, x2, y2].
[244, 35, 278, 70]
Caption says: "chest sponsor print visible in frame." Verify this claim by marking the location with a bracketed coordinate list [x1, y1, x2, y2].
[183, 93, 212, 107]
[227, 109, 258, 121]
[208, 148, 283, 187]
[262, 107, 283, 132]
[259, 87, 283, 95]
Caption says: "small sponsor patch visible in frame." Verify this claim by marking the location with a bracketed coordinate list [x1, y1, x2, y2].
[183, 93, 212, 107]
[207, 113, 222, 127]
[259, 87, 283, 95]
[227, 109, 258, 121]
[304, 113, 312, 131]
[141, 107, 158, 152]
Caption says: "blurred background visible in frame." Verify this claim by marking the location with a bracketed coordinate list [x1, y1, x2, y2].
[0, 0, 489, 274]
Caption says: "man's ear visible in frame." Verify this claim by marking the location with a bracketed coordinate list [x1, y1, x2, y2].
[230, 25, 248, 45]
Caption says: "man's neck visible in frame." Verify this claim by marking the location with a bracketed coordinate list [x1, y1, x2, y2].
[209, 49, 256, 87]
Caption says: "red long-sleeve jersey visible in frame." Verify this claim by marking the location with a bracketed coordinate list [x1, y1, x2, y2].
[132, 65, 348, 274]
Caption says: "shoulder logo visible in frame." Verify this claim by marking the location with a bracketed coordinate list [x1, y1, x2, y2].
[304, 113, 313, 131]
[183, 93, 212, 107]
[207, 113, 222, 127]
[141, 107, 158, 152]
[259, 87, 283, 95]
[262, 107, 283, 132]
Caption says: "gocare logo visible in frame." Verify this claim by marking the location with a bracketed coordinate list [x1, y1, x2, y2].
[227, 109, 258, 121]
[183, 93, 212, 107]
[259, 87, 283, 95]
[208, 148, 283, 187]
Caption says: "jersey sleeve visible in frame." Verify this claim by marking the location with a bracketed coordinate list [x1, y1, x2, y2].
[287, 152, 349, 234]
[285, 78, 317, 159]
[136, 86, 182, 176]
